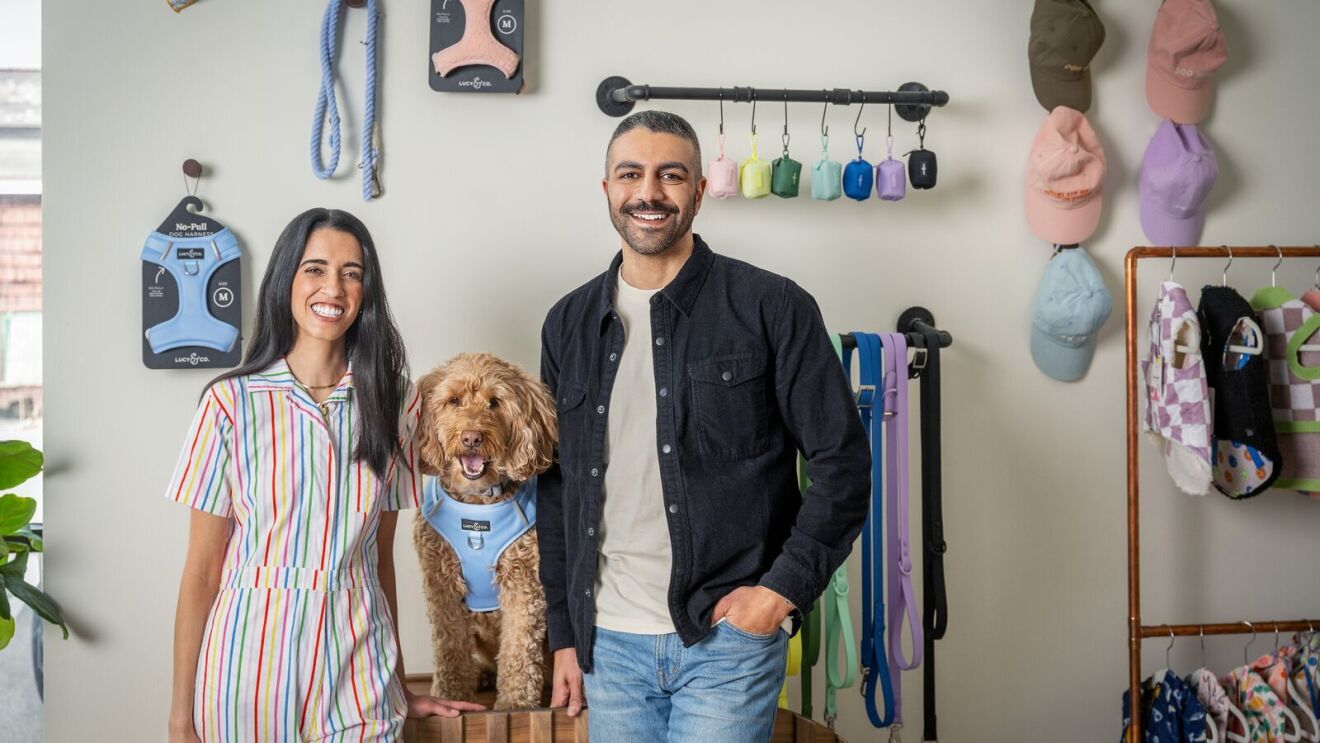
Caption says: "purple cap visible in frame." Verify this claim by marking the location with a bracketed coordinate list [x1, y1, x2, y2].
[1139, 121, 1217, 246]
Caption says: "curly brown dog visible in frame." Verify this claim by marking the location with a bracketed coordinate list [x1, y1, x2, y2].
[412, 352, 557, 709]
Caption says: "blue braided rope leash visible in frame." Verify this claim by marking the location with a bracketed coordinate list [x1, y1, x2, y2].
[311, 0, 382, 200]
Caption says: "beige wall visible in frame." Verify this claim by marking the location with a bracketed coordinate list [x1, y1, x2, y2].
[41, 1, 1320, 740]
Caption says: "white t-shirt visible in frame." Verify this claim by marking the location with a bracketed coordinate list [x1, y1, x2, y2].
[593, 271, 675, 634]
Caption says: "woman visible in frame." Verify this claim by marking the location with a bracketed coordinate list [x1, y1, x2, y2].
[167, 209, 482, 742]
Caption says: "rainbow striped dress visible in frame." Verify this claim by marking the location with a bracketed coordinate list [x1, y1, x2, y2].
[167, 359, 422, 742]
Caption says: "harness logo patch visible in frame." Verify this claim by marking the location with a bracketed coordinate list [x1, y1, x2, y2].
[462, 519, 492, 533]
[176, 248, 206, 260]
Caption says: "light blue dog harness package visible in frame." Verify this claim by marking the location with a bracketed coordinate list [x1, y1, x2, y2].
[422, 477, 537, 612]
[141, 229, 242, 355]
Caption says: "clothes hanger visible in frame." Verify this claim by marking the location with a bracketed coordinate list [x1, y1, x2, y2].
[1194, 625, 1222, 743]
[1276, 626, 1320, 743]
[1218, 246, 1265, 358]
[1272, 245, 1284, 289]
[1161, 246, 1200, 358]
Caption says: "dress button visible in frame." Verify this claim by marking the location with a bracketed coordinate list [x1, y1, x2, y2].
[655, 337, 665, 347]
[721, 371, 732, 382]
[659, 387, 668, 397]
[590, 467, 599, 477]
[596, 405, 605, 415]
[662, 444, 672, 454]
[668, 504, 678, 514]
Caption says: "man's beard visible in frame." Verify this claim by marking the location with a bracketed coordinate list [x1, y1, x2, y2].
[609, 197, 696, 256]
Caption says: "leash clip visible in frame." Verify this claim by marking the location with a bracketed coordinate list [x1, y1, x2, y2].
[909, 348, 929, 376]
[889, 724, 904, 742]
[825, 713, 837, 730]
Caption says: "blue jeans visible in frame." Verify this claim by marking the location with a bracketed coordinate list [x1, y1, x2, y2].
[582, 623, 788, 743]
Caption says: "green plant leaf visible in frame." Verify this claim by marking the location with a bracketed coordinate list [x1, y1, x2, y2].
[0, 575, 9, 619]
[6, 526, 41, 552]
[0, 614, 12, 650]
[0, 493, 36, 535]
[1, 549, 29, 578]
[6, 577, 67, 639]
[0, 536, 6, 561]
[0, 441, 42, 490]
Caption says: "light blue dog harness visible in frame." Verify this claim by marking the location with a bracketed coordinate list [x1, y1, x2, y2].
[422, 477, 537, 613]
[141, 228, 241, 354]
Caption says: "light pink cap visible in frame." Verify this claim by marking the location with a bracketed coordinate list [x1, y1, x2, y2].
[1146, 0, 1228, 124]
[1024, 106, 1106, 245]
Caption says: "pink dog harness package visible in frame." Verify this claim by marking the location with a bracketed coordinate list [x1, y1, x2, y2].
[1143, 281, 1213, 495]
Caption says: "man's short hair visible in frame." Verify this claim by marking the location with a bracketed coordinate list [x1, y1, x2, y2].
[606, 110, 702, 170]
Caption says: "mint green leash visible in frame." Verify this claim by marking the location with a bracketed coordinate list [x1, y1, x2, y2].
[822, 333, 859, 727]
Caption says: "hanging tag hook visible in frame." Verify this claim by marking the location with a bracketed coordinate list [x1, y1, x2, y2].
[182, 158, 202, 197]
[750, 89, 758, 136]
[854, 96, 867, 155]
[718, 88, 725, 137]
[781, 91, 791, 154]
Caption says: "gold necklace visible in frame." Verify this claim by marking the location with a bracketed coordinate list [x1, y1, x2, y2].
[295, 380, 340, 391]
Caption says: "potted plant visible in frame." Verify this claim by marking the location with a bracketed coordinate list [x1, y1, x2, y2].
[0, 440, 65, 649]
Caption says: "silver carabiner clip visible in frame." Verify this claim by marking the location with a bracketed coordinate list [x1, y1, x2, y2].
[889, 724, 904, 742]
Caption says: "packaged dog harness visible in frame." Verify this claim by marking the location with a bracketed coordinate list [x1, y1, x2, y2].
[141, 229, 242, 355]
[1251, 286, 1320, 493]
[422, 477, 537, 612]
[1142, 281, 1213, 495]
[1199, 285, 1281, 498]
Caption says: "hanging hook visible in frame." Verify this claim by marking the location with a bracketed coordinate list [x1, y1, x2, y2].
[782, 90, 791, 153]
[1222, 245, 1234, 287]
[1165, 625, 1176, 669]
[854, 96, 867, 139]
[1274, 625, 1282, 657]
[1200, 625, 1207, 669]
[820, 92, 829, 138]
[1271, 244, 1283, 288]
[1243, 621, 1257, 666]
[1169, 245, 1178, 281]
[750, 89, 758, 136]
[718, 88, 725, 136]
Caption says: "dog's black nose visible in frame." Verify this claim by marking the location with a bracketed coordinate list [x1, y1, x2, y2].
[461, 430, 484, 450]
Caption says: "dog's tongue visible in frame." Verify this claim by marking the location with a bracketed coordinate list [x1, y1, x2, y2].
[460, 453, 485, 474]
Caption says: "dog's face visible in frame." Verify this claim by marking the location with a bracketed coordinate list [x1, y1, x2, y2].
[416, 353, 557, 501]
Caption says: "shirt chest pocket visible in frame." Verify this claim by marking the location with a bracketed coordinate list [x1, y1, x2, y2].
[555, 383, 589, 476]
[688, 352, 772, 461]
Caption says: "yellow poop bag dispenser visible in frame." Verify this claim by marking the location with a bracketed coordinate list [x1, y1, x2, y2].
[740, 97, 772, 199]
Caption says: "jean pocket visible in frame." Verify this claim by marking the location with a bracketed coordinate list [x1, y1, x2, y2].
[689, 352, 771, 461]
[719, 618, 781, 643]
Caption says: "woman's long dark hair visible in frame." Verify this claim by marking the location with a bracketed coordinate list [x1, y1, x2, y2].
[210, 208, 408, 477]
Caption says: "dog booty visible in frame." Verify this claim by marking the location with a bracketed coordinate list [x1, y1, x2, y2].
[1199, 285, 1282, 498]
[1142, 282, 1213, 495]
[1251, 286, 1320, 495]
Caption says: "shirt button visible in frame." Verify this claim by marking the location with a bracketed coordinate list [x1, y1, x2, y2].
[585, 589, 592, 598]
[609, 353, 618, 362]
[668, 504, 678, 514]
[662, 444, 672, 454]
[596, 405, 605, 415]
[721, 371, 732, 382]
[590, 467, 599, 477]
[655, 337, 665, 347]
[659, 387, 668, 397]
[587, 527, 595, 537]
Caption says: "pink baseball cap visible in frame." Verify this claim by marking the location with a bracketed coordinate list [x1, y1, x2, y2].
[1146, 0, 1228, 124]
[1025, 107, 1106, 245]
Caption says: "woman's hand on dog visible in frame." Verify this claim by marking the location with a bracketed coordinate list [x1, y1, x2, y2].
[710, 585, 795, 636]
[551, 647, 586, 717]
[403, 689, 487, 718]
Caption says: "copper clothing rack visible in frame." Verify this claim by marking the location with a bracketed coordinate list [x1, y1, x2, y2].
[1124, 245, 1320, 741]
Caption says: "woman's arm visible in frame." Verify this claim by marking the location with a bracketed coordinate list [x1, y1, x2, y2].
[377, 511, 485, 718]
[169, 510, 231, 740]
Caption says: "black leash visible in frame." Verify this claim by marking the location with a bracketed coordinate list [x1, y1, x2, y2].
[911, 326, 947, 743]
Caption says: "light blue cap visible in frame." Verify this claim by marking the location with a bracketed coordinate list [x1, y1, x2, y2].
[1030, 246, 1113, 382]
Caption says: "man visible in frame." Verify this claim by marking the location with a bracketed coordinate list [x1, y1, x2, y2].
[537, 110, 870, 742]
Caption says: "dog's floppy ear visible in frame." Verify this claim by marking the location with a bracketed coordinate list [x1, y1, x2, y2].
[504, 363, 558, 483]
[415, 364, 450, 476]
